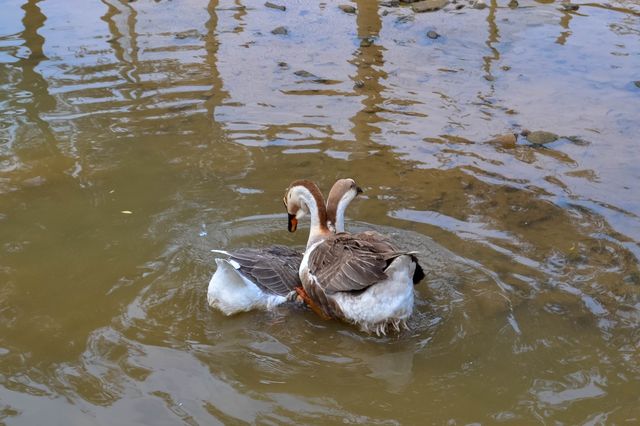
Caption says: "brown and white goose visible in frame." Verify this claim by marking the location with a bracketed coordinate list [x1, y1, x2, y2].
[284, 179, 424, 334]
[207, 179, 362, 315]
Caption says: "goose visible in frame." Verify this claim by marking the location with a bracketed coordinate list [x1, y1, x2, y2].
[207, 179, 362, 315]
[284, 179, 425, 335]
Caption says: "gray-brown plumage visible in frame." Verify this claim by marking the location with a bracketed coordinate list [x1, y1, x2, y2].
[309, 231, 424, 293]
[303, 231, 425, 320]
[221, 245, 302, 296]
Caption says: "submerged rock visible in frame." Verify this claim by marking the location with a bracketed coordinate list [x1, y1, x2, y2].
[294, 70, 318, 78]
[526, 131, 558, 145]
[412, 0, 449, 13]
[175, 29, 200, 40]
[471, 0, 487, 9]
[271, 26, 288, 35]
[488, 133, 518, 148]
[560, 2, 580, 10]
[566, 136, 590, 146]
[381, 0, 400, 6]
[360, 37, 374, 47]
[339, 4, 357, 13]
[396, 14, 415, 24]
[265, 1, 286, 11]
[508, 0, 518, 7]
[634, 81, 640, 89]
[427, 30, 440, 39]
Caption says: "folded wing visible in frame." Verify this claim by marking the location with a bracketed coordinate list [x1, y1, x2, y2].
[308, 232, 422, 294]
[226, 245, 303, 295]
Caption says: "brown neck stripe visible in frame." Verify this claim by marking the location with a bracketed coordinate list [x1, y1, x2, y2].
[326, 179, 351, 225]
[288, 179, 328, 230]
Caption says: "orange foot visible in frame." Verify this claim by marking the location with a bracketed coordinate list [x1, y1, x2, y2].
[295, 287, 331, 320]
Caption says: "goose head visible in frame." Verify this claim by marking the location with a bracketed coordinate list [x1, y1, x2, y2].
[283, 180, 329, 242]
[326, 178, 363, 233]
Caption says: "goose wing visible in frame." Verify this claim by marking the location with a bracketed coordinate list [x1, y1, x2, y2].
[226, 245, 303, 295]
[357, 231, 425, 285]
[307, 233, 403, 294]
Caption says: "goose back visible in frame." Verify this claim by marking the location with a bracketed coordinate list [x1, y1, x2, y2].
[224, 245, 302, 296]
[306, 231, 424, 294]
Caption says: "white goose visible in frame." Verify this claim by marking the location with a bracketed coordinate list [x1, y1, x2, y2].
[207, 179, 362, 315]
[284, 179, 424, 334]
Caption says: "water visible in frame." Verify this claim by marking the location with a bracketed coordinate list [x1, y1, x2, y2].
[1, 0, 639, 424]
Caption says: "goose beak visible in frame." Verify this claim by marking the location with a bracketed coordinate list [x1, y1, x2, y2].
[356, 186, 363, 195]
[288, 214, 298, 232]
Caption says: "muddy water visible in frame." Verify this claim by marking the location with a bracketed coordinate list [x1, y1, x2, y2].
[1, 0, 639, 423]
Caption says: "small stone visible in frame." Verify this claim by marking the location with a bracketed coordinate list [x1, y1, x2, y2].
[339, 4, 357, 13]
[526, 131, 558, 145]
[508, 0, 518, 7]
[502, 65, 511, 71]
[520, 129, 531, 137]
[381, 0, 400, 5]
[382, 10, 389, 15]
[271, 26, 288, 35]
[634, 81, 640, 89]
[265, 1, 286, 11]
[354, 80, 365, 89]
[396, 14, 415, 24]
[455, 4, 465, 9]
[484, 75, 495, 81]
[294, 70, 317, 78]
[471, 0, 487, 9]
[427, 30, 440, 39]
[411, 0, 449, 12]
[175, 29, 200, 40]
[277, 62, 288, 68]
[360, 37, 374, 47]
[488, 133, 517, 148]
[566, 136, 589, 146]
[560, 2, 579, 10]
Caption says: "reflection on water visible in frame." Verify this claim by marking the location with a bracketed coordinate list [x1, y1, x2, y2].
[1, 0, 639, 424]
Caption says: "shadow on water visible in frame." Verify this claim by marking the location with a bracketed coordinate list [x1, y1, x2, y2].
[1, 0, 640, 424]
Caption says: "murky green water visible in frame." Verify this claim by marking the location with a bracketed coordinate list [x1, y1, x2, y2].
[1, 0, 639, 424]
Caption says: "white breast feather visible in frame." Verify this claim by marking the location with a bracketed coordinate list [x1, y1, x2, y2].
[299, 240, 322, 280]
[332, 255, 416, 334]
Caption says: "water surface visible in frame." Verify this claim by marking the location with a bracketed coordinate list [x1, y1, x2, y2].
[1, 0, 639, 424]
